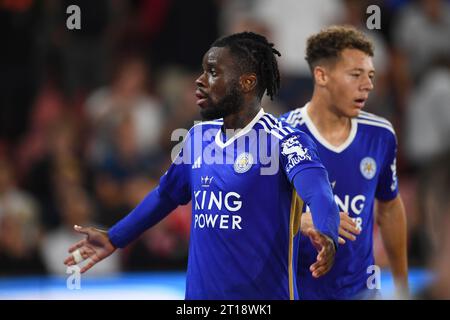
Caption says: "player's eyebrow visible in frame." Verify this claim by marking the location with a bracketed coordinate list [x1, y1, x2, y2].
[202, 59, 217, 70]
[348, 68, 376, 75]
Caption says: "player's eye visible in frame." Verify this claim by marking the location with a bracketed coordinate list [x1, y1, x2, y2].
[210, 68, 218, 77]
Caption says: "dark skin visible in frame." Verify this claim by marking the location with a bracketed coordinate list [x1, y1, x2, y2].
[195, 46, 260, 130]
[64, 46, 336, 278]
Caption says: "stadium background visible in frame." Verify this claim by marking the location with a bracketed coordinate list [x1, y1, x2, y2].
[1, 0, 449, 299]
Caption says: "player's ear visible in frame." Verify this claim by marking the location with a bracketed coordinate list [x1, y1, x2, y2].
[313, 66, 328, 86]
[240, 73, 257, 93]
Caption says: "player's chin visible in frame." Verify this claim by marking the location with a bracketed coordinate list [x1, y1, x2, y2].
[347, 106, 362, 118]
[200, 106, 219, 120]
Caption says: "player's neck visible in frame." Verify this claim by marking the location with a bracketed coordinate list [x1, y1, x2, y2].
[223, 100, 260, 131]
[308, 96, 352, 147]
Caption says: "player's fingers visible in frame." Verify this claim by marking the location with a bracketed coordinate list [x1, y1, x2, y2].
[82, 247, 98, 261]
[341, 220, 360, 235]
[312, 253, 333, 274]
[340, 212, 359, 226]
[80, 259, 97, 274]
[317, 239, 335, 263]
[338, 236, 346, 245]
[338, 228, 357, 241]
[317, 246, 326, 261]
[310, 252, 327, 271]
[64, 255, 75, 266]
[310, 260, 324, 272]
[68, 239, 86, 253]
[312, 264, 331, 278]
[339, 212, 352, 222]
[74, 225, 90, 236]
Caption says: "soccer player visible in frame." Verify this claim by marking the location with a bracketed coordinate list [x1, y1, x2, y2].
[64, 32, 340, 300]
[281, 25, 408, 299]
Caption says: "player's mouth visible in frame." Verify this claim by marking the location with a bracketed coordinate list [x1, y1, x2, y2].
[196, 90, 209, 108]
[354, 97, 367, 109]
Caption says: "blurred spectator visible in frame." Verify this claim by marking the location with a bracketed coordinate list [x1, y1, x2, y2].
[92, 171, 129, 228]
[416, 153, 450, 299]
[85, 55, 165, 174]
[238, 0, 345, 76]
[23, 116, 86, 230]
[121, 176, 189, 271]
[0, 157, 46, 275]
[392, 0, 450, 83]
[404, 58, 450, 167]
[402, 58, 450, 269]
[40, 186, 120, 275]
[16, 78, 65, 182]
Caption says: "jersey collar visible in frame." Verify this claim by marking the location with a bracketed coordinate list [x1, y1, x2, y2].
[215, 108, 265, 148]
[301, 103, 358, 153]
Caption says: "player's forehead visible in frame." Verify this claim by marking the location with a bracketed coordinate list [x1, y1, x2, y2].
[336, 48, 375, 72]
[201, 46, 237, 70]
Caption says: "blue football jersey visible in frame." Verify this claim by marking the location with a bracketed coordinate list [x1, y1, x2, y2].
[281, 104, 399, 299]
[159, 109, 326, 299]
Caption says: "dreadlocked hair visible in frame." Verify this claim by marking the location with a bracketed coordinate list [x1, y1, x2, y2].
[212, 32, 281, 100]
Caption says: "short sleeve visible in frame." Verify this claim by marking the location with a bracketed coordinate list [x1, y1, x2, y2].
[376, 131, 399, 201]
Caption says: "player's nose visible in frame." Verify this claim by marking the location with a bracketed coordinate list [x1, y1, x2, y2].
[195, 72, 207, 88]
[361, 76, 374, 92]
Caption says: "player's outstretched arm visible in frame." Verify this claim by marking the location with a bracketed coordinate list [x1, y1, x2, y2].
[292, 167, 340, 278]
[301, 211, 360, 244]
[64, 225, 116, 273]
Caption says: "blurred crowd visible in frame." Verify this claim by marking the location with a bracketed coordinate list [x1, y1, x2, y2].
[0, 0, 449, 290]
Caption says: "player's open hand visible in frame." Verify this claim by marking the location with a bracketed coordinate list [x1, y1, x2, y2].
[305, 228, 336, 278]
[338, 212, 360, 244]
[301, 212, 360, 245]
[63, 225, 116, 273]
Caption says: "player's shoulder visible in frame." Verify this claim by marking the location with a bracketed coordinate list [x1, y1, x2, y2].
[186, 119, 223, 134]
[258, 112, 315, 148]
[356, 111, 396, 138]
[177, 120, 223, 149]
[257, 112, 303, 140]
[279, 107, 305, 128]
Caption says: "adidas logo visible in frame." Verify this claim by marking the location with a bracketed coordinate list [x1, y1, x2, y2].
[192, 156, 201, 169]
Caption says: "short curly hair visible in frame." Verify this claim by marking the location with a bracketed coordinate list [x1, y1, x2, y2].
[305, 25, 374, 72]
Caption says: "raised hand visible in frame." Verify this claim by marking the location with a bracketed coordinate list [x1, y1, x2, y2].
[63, 225, 116, 273]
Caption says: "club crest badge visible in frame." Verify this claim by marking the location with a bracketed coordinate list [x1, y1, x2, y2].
[360, 157, 377, 179]
[234, 152, 253, 173]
